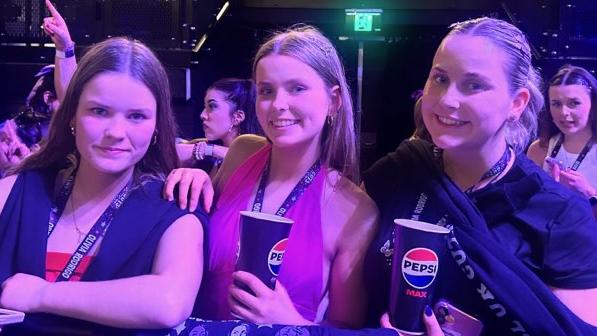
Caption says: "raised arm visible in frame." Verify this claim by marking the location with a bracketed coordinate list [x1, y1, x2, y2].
[0, 214, 204, 329]
[42, 0, 77, 102]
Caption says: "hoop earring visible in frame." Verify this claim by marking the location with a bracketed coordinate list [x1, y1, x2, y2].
[152, 133, 158, 145]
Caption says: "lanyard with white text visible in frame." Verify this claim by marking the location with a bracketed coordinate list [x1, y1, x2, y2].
[48, 172, 131, 282]
[550, 134, 593, 171]
[252, 157, 321, 217]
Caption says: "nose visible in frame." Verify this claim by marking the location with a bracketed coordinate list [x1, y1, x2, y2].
[200, 108, 208, 121]
[561, 106, 572, 117]
[439, 84, 460, 110]
[104, 115, 126, 139]
[272, 90, 289, 112]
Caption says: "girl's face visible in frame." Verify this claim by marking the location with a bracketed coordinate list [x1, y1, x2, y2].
[75, 72, 156, 176]
[200, 89, 236, 141]
[548, 84, 592, 137]
[255, 54, 338, 151]
[421, 34, 527, 152]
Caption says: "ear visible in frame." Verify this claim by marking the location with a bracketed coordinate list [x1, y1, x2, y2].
[232, 110, 245, 125]
[42, 91, 51, 105]
[329, 85, 342, 116]
[509, 87, 530, 121]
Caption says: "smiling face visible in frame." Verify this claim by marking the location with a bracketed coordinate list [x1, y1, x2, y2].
[255, 55, 337, 151]
[74, 72, 157, 176]
[548, 84, 592, 137]
[421, 34, 522, 152]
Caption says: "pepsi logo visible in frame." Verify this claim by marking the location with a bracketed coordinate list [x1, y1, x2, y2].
[268, 238, 288, 276]
[401, 247, 439, 289]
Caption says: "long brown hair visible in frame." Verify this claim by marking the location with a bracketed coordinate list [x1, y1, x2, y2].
[538, 64, 597, 147]
[252, 25, 359, 183]
[15, 37, 179, 181]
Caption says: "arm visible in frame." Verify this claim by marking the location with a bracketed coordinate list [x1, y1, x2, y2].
[526, 140, 548, 168]
[1, 214, 204, 329]
[43, 0, 77, 102]
[176, 140, 229, 167]
[325, 179, 379, 328]
[551, 288, 597, 326]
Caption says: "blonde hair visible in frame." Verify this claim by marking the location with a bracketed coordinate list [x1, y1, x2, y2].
[448, 17, 544, 152]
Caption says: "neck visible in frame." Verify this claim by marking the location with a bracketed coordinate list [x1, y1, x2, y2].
[269, 140, 321, 182]
[442, 140, 508, 191]
[562, 128, 593, 152]
[222, 130, 238, 147]
[73, 160, 133, 204]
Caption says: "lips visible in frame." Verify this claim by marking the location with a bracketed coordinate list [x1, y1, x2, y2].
[558, 120, 576, 128]
[95, 145, 129, 155]
[436, 115, 467, 126]
[270, 119, 300, 128]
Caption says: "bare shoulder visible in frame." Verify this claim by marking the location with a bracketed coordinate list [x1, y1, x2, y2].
[213, 134, 268, 192]
[322, 171, 379, 239]
[0, 174, 19, 214]
[527, 139, 548, 167]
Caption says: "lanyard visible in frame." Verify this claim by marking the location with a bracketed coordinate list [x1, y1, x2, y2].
[464, 146, 511, 194]
[549, 134, 593, 171]
[252, 157, 321, 217]
[433, 145, 511, 194]
[48, 172, 131, 282]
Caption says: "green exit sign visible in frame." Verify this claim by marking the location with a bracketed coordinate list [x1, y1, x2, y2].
[345, 9, 382, 34]
[354, 13, 374, 31]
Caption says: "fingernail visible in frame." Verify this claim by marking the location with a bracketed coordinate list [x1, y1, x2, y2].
[425, 305, 433, 317]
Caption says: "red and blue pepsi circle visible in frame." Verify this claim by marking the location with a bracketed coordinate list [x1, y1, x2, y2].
[268, 238, 288, 276]
[401, 247, 439, 289]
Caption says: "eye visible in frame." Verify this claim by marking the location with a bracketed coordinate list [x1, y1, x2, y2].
[258, 87, 273, 96]
[290, 85, 306, 94]
[90, 107, 108, 116]
[463, 80, 485, 93]
[208, 103, 218, 110]
[431, 73, 448, 85]
[568, 100, 581, 108]
[550, 101, 562, 108]
[129, 112, 148, 121]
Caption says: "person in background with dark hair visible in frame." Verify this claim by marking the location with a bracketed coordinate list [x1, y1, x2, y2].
[0, 37, 205, 334]
[176, 78, 262, 178]
[528, 65, 597, 209]
[0, 64, 57, 176]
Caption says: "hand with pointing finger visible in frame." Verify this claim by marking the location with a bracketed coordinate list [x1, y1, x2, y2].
[42, 0, 73, 51]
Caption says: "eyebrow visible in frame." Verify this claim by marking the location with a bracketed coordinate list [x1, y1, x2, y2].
[84, 100, 154, 113]
[432, 67, 492, 82]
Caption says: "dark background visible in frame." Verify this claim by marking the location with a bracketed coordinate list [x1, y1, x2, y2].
[1, 0, 596, 169]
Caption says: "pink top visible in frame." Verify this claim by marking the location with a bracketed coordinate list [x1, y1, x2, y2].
[197, 144, 325, 321]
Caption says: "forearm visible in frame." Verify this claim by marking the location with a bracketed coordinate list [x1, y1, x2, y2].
[54, 55, 77, 102]
[38, 274, 195, 329]
[211, 145, 228, 160]
[176, 143, 195, 167]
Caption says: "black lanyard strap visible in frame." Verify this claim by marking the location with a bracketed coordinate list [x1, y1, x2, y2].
[48, 171, 131, 282]
[252, 157, 321, 217]
[550, 134, 593, 171]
